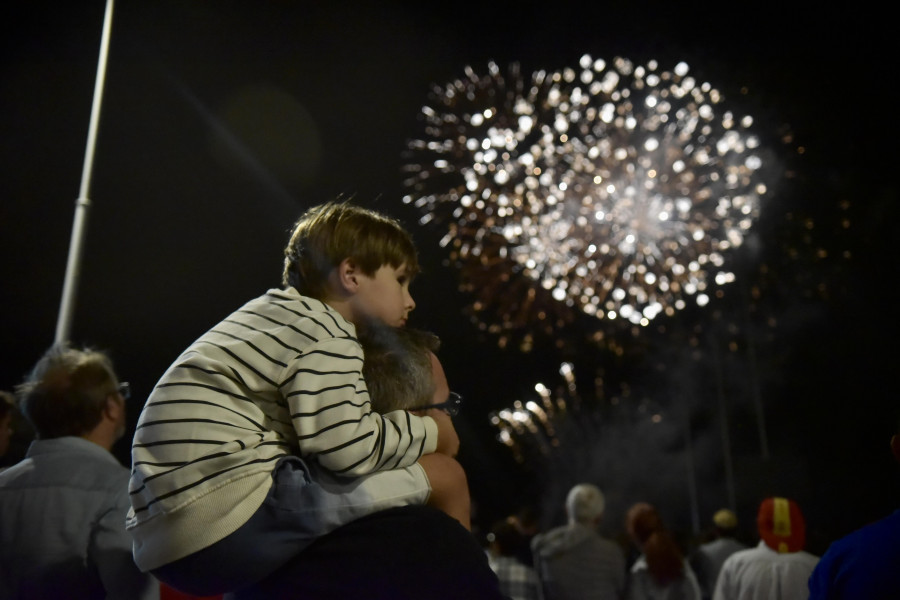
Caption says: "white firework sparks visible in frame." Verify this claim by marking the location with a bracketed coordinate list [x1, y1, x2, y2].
[403, 55, 768, 345]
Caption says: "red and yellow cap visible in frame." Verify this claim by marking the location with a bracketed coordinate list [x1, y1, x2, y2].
[757, 497, 805, 553]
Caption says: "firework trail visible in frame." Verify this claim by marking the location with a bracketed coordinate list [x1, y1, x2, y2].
[403, 56, 769, 349]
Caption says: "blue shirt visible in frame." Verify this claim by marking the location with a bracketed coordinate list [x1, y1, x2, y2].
[0, 437, 158, 600]
[808, 509, 900, 600]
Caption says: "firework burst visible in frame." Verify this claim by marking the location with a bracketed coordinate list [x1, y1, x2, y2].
[403, 55, 770, 348]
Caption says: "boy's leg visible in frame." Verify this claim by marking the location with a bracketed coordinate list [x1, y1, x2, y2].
[418, 453, 471, 530]
[153, 456, 430, 595]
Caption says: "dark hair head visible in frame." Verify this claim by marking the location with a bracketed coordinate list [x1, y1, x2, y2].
[282, 200, 419, 299]
[15, 345, 118, 439]
[488, 519, 525, 557]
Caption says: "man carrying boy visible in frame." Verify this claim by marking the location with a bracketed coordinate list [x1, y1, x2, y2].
[231, 325, 508, 600]
[127, 201, 468, 596]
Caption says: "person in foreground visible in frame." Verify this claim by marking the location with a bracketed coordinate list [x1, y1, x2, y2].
[127, 201, 467, 596]
[626, 502, 701, 600]
[531, 483, 626, 600]
[0, 345, 158, 600]
[807, 413, 900, 598]
[228, 323, 507, 600]
[713, 497, 818, 600]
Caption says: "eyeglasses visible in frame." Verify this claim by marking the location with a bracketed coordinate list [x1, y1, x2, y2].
[117, 382, 131, 400]
[409, 391, 463, 416]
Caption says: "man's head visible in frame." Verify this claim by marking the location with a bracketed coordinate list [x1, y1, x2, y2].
[566, 483, 606, 526]
[282, 201, 419, 326]
[712, 508, 739, 538]
[15, 345, 127, 448]
[359, 323, 440, 413]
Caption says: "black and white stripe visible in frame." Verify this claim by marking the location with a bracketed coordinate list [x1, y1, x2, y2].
[128, 288, 432, 521]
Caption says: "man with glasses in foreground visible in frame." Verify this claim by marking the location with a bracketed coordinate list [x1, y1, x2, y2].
[0, 345, 158, 599]
[231, 325, 507, 600]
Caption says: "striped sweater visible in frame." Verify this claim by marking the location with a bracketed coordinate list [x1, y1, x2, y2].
[126, 288, 438, 570]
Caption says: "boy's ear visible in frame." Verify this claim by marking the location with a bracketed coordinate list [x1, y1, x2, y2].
[337, 258, 360, 292]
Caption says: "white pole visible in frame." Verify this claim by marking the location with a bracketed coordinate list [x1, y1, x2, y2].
[55, 0, 115, 345]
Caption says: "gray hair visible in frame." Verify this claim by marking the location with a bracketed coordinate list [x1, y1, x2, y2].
[359, 324, 440, 413]
[566, 483, 605, 525]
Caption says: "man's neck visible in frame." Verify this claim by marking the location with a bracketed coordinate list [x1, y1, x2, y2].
[81, 428, 114, 452]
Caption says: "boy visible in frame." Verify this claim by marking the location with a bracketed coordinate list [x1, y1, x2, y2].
[127, 201, 467, 595]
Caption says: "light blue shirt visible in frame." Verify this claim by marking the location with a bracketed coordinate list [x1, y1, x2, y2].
[0, 437, 158, 600]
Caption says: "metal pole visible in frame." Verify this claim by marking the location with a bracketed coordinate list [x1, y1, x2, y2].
[55, 0, 115, 345]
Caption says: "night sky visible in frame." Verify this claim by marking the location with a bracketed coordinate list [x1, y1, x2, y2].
[2, 1, 896, 550]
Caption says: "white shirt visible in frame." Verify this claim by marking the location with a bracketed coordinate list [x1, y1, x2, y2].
[713, 541, 819, 600]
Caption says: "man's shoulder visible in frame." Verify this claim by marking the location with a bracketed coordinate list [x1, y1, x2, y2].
[826, 509, 900, 557]
[532, 524, 622, 559]
[701, 536, 747, 557]
[721, 544, 761, 567]
[0, 440, 128, 495]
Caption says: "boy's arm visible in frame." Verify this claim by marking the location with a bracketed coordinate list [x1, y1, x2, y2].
[417, 407, 459, 457]
[282, 336, 438, 476]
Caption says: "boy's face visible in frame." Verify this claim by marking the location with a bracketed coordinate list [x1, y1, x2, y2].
[352, 263, 416, 327]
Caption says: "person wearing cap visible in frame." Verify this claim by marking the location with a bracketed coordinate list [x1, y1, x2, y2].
[690, 509, 747, 600]
[531, 483, 626, 600]
[712, 497, 819, 600]
[807, 413, 900, 599]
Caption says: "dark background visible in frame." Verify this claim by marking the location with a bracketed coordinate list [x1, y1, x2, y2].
[2, 1, 896, 551]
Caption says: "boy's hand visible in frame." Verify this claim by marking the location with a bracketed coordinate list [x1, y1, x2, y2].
[424, 409, 460, 458]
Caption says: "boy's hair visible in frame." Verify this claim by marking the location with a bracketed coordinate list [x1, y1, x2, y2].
[15, 345, 118, 439]
[282, 200, 420, 298]
[359, 323, 440, 414]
